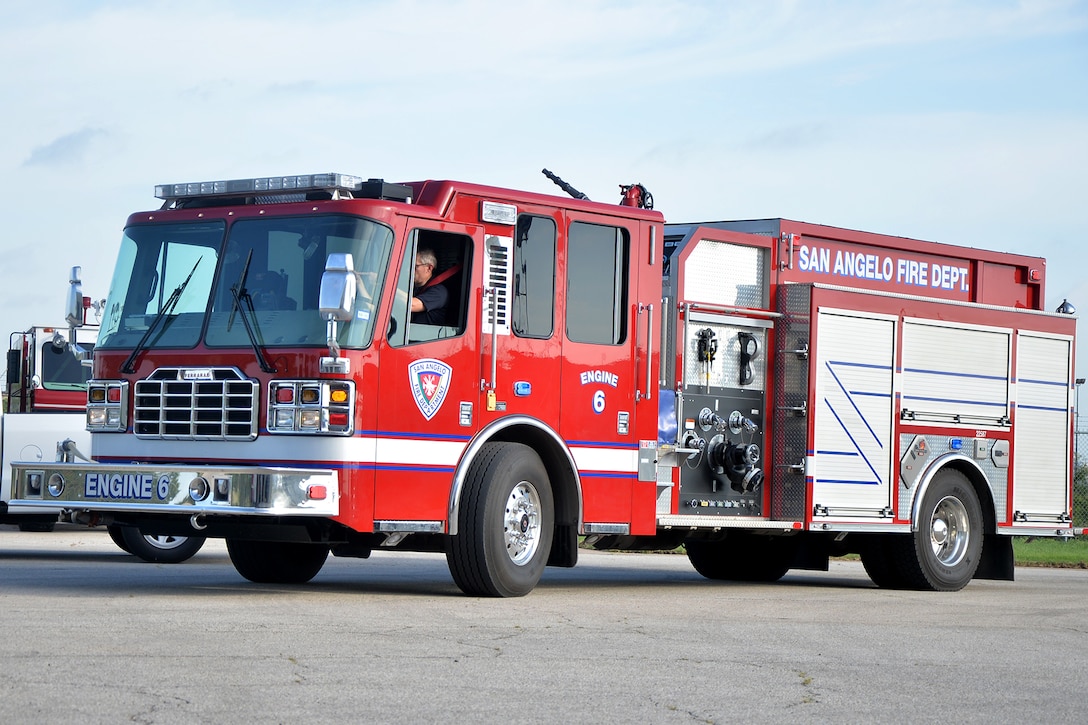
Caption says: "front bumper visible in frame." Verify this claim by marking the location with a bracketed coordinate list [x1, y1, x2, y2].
[8, 462, 339, 517]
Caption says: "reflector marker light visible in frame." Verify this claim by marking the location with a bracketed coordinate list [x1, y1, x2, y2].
[481, 200, 517, 226]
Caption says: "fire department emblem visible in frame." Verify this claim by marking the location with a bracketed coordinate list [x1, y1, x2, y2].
[408, 358, 453, 420]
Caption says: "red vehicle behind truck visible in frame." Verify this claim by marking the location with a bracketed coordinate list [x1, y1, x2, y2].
[2, 269, 204, 562]
[9, 171, 1080, 595]
[2, 280, 95, 533]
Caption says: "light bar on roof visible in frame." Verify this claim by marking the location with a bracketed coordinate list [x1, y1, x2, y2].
[154, 173, 366, 201]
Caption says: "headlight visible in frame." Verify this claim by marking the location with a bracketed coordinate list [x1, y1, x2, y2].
[267, 380, 355, 435]
[86, 380, 128, 432]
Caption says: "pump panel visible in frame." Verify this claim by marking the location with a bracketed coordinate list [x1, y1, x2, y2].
[675, 316, 769, 516]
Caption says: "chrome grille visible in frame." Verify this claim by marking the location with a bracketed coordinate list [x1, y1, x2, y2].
[134, 367, 258, 440]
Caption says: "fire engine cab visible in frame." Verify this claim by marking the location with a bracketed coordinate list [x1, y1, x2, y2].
[9, 171, 1078, 596]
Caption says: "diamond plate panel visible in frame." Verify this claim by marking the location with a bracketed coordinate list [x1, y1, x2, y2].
[771, 284, 812, 520]
[897, 434, 1008, 523]
[683, 241, 767, 308]
[683, 323, 767, 391]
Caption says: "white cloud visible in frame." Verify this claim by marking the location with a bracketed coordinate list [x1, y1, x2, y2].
[23, 127, 110, 167]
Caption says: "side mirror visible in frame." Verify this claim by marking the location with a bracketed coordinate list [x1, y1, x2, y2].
[318, 253, 357, 370]
[64, 266, 94, 366]
[65, 266, 85, 328]
[319, 253, 357, 323]
[6, 348, 21, 386]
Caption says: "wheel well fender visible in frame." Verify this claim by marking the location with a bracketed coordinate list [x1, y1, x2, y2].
[447, 416, 581, 537]
[910, 453, 996, 534]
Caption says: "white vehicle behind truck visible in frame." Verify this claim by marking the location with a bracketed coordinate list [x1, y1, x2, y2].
[2, 268, 204, 562]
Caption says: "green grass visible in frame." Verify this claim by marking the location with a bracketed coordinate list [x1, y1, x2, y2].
[1013, 536, 1088, 568]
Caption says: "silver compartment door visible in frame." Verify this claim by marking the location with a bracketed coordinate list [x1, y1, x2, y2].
[1013, 332, 1072, 520]
[811, 310, 896, 516]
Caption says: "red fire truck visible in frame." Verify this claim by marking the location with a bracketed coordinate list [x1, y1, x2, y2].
[8, 172, 1079, 595]
[2, 269, 204, 562]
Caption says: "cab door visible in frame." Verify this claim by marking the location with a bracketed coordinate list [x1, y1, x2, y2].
[373, 222, 480, 524]
[558, 214, 660, 534]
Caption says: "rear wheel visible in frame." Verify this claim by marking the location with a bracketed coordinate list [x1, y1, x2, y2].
[686, 531, 796, 582]
[858, 535, 906, 588]
[888, 469, 983, 591]
[446, 442, 554, 597]
[119, 526, 206, 564]
[226, 539, 329, 584]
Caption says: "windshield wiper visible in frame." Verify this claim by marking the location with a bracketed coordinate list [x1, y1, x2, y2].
[228, 250, 276, 373]
[121, 257, 202, 374]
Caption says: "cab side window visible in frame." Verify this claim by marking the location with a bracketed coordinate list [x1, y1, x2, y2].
[388, 229, 473, 347]
[512, 215, 556, 339]
[566, 222, 629, 345]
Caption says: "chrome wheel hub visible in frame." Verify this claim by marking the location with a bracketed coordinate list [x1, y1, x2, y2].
[145, 534, 188, 551]
[503, 481, 541, 566]
[929, 495, 970, 567]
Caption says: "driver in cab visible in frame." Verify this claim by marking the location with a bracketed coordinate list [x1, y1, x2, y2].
[410, 248, 447, 325]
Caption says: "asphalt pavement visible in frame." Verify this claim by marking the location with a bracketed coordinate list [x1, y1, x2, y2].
[1, 525, 1086, 723]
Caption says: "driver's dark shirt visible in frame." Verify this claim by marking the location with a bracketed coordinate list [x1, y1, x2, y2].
[412, 283, 448, 325]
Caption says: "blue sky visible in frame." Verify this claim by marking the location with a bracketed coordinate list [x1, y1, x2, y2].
[2, 0, 1087, 372]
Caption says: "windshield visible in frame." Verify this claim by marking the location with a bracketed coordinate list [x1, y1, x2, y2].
[97, 214, 394, 351]
[98, 221, 221, 349]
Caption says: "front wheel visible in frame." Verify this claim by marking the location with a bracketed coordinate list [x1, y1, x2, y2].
[119, 526, 206, 563]
[446, 442, 554, 597]
[889, 469, 983, 591]
[226, 539, 329, 584]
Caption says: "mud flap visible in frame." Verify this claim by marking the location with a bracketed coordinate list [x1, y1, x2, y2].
[974, 534, 1014, 581]
[547, 522, 578, 568]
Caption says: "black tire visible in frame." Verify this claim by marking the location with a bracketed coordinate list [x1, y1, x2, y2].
[888, 469, 983, 591]
[446, 442, 554, 597]
[686, 531, 795, 582]
[107, 524, 132, 553]
[858, 535, 907, 589]
[119, 526, 207, 564]
[226, 539, 329, 584]
[17, 521, 56, 533]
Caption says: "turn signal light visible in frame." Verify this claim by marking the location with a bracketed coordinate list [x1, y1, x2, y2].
[267, 379, 355, 435]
